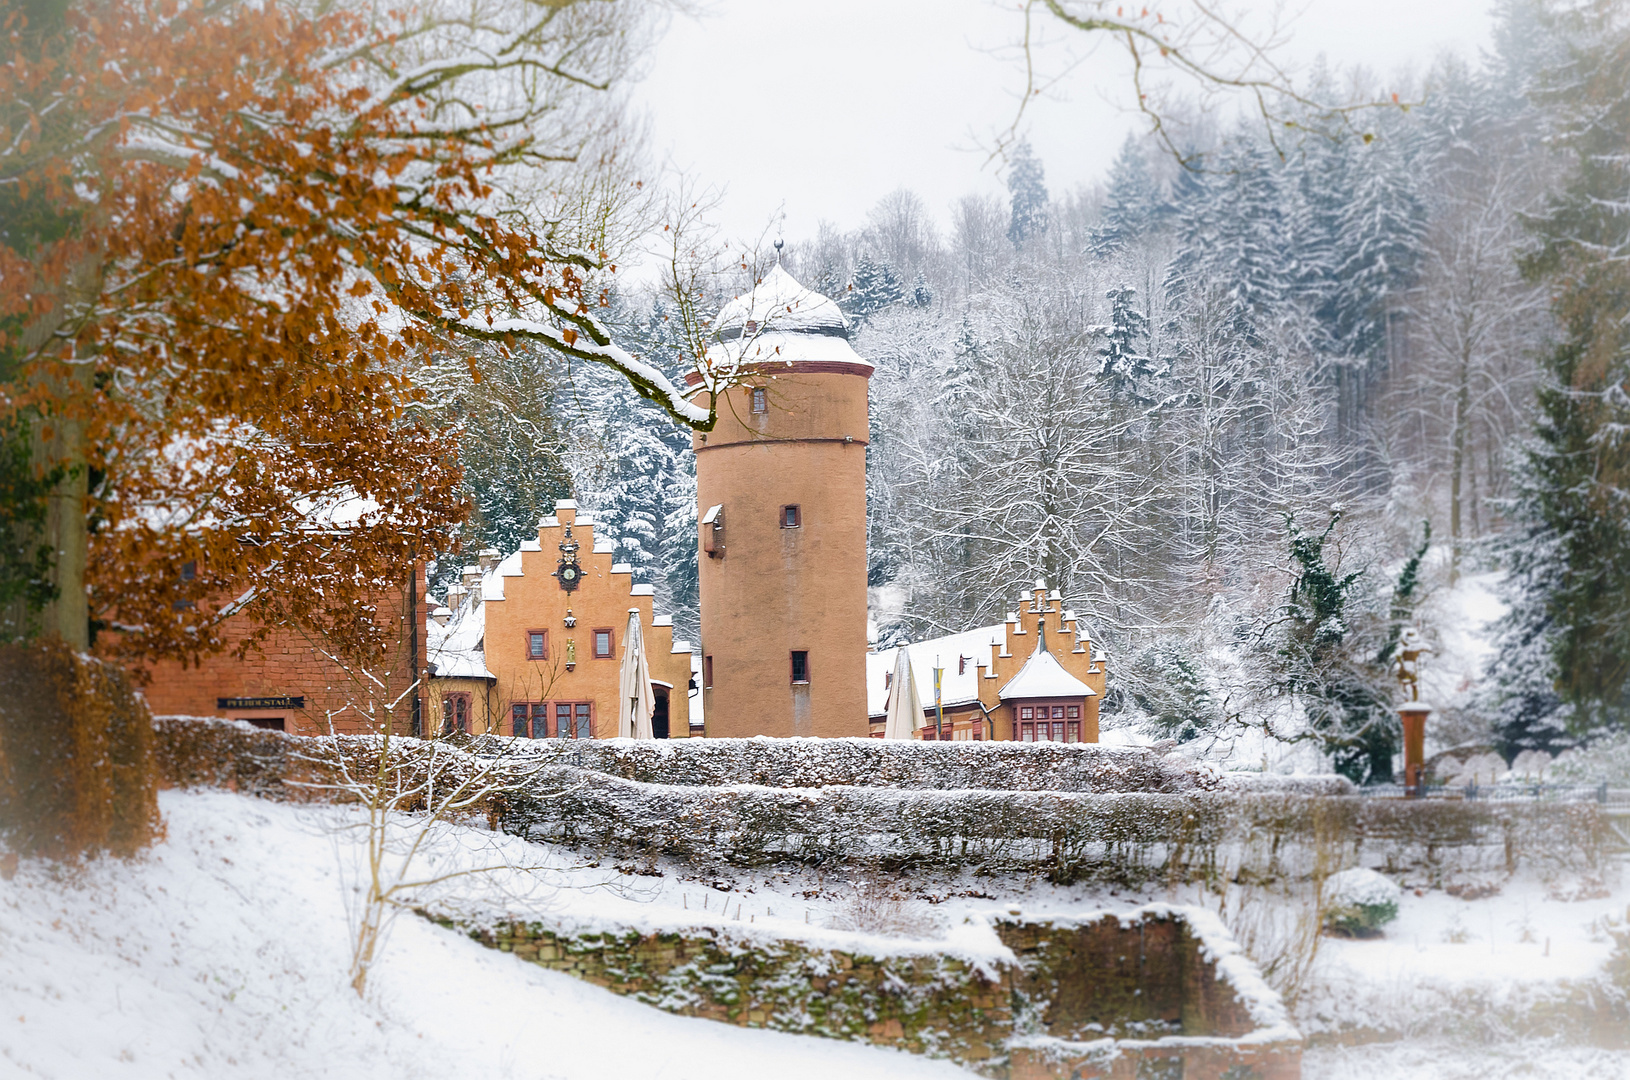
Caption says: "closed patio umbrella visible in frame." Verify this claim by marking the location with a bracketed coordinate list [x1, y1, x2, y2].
[883, 647, 923, 741]
[617, 608, 655, 740]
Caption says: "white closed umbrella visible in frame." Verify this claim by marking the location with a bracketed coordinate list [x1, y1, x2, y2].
[618, 608, 656, 739]
[883, 647, 923, 740]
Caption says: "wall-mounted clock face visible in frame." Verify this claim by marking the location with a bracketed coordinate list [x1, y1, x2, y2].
[557, 561, 581, 590]
[555, 525, 582, 593]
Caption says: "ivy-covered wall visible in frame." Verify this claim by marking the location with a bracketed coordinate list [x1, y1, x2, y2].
[429, 909, 1302, 1080]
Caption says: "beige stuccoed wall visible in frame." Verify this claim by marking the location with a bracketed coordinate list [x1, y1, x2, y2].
[693, 372, 870, 738]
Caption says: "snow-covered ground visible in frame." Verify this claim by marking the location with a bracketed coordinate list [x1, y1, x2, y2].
[0, 790, 964, 1080]
[2, 788, 1624, 1078]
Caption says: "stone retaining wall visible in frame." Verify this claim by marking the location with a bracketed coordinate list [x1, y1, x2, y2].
[431, 906, 1301, 1080]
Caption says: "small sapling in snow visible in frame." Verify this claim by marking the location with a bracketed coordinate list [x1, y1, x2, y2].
[1323, 867, 1402, 938]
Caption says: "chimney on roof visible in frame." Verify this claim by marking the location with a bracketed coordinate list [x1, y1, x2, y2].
[445, 583, 466, 613]
[431, 606, 451, 627]
[478, 548, 501, 573]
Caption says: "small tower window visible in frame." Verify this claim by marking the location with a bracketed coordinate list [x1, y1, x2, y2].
[704, 655, 714, 689]
[593, 628, 614, 658]
[750, 387, 768, 414]
[791, 651, 810, 684]
[781, 504, 801, 528]
[526, 631, 547, 660]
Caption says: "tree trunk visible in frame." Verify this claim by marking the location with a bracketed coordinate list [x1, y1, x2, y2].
[1449, 345, 1472, 585]
[34, 407, 89, 649]
[11, 251, 101, 648]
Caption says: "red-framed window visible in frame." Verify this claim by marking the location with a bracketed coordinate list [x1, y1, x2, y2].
[781, 504, 801, 528]
[442, 693, 471, 735]
[511, 701, 547, 738]
[525, 630, 548, 661]
[512, 702, 595, 738]
[592, 628, 614, 659]
[791, 650, 810, 684]
[1015, 702, 1084, 743]
[553, 701, 594, 739]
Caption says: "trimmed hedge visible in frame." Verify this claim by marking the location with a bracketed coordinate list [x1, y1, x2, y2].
[0, 641, 160, 859]
[150, 717, 1611, 888]
[492, 736, 1221, 794]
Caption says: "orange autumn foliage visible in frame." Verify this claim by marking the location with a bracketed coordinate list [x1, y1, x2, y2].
[0, 0, 671, 665]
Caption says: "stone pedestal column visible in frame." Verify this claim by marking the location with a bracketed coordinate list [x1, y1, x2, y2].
[1399, 702, 1432, 797]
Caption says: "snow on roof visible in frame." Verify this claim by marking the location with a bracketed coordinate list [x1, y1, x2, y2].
[715, 265, 849, 338]
[998, 646, 1096, 701]
[426, 600, 495, 681]
[866, 625, 1005, 717]
[703, 329, 873, 377]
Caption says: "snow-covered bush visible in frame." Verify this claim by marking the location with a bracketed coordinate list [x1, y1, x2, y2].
[824, 876, 941, 939]
[498, 736, 1219, 795]
[1551, 730, 1630, 784]
[1322, 867, 1401, 937]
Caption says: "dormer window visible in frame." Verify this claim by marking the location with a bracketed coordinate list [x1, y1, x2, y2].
[750, 387, 768, 414]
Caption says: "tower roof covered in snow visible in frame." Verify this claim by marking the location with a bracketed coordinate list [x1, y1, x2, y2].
[714, 264, 850, 339]
[698, 265, 872, 380]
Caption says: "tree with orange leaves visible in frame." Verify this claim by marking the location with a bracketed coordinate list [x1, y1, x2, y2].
[0, 0, 714, 664]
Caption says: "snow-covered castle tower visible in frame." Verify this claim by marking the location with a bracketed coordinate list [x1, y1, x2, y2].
[690, 266, 872, 737]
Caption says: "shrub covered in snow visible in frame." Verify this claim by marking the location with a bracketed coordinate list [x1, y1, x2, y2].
[152, 718, 1616, 889]
[494, 735, 1219, 794]
[1551, 730, 1630, 784]
[1323, 867, 1401, 937]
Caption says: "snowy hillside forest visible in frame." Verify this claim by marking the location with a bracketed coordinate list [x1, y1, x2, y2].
[429, 0, 1630, 783]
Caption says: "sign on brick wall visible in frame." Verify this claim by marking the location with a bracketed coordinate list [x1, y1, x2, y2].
[217, 696, 304, 710]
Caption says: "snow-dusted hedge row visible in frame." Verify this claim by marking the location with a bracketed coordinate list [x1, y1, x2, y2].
[501, 766, 1607, 886]
[499, 736, 1222, 794]
[152, 718, 1608, 888]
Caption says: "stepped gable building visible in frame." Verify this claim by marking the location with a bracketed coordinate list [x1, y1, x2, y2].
[425, 501, 695, 739]
[867, 581, 1106, 741]
[688, 266, 873, 738]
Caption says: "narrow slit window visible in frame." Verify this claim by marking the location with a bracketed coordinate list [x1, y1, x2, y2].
[703, 655, 714, 689]
[790, 650, 810, 684]
[781, 505, 800, 528]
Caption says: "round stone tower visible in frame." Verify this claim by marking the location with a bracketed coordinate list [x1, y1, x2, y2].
[690, 266, 872, 738]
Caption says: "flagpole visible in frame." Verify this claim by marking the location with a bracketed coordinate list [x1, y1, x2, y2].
[934, 656, 944, 741]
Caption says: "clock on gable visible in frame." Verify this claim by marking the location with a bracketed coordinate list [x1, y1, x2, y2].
[553, 524, 582, 593]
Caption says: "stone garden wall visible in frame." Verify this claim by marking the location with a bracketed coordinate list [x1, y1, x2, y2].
[429, 905, 1302, 1080]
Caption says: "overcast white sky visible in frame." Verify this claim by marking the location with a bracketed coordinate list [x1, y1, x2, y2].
[629, 0, 1496, 251]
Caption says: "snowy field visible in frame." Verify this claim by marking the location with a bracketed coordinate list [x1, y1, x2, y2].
[0, 790, 964, 1080]
[1, 789, 1625, 1079]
